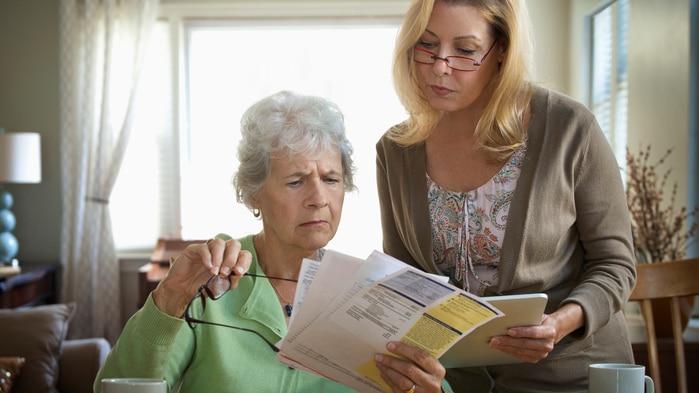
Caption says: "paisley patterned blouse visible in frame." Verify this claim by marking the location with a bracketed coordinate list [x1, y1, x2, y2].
[429, 144, 526, 295]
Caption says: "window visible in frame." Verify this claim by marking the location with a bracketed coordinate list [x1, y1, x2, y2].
[585, 0, 629, 167]
[110, 21, 175, 250]
[111, 4, 407, 259]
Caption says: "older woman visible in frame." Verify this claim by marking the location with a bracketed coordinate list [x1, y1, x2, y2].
[95, 91, 447, 393]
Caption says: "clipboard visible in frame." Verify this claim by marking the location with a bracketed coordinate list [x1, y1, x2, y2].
[439, 293, 548, 368]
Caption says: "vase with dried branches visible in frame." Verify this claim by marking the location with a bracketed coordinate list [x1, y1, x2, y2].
[625, 144, 699, 337]
[625, 144, 699, 263]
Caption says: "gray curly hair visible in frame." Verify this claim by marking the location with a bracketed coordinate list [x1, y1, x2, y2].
[233, 90, 356, 213]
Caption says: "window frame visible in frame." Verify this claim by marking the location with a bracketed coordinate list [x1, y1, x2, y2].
[583, 0, 629, 167]
[113, 2, 409, 255]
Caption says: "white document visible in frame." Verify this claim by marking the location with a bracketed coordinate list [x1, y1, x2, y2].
[276, 250, 503, 392]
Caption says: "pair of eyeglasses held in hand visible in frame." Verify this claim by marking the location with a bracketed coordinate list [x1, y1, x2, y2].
[184, 273, 297, 353]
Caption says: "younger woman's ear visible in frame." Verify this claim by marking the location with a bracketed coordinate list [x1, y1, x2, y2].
[497, 43, 506, 63]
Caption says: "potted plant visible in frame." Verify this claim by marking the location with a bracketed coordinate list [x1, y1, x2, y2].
[625, 144, 699, 336]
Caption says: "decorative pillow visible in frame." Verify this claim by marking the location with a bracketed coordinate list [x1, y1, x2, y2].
[0, 357, 25, 393]
[0, 303, 75, 393]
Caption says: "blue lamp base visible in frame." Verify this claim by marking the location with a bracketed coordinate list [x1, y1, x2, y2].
[0, 190, 19, 264]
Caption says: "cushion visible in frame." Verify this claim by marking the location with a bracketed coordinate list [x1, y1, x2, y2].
[0, 303, 75, 393]
[0, 357, 25, 393]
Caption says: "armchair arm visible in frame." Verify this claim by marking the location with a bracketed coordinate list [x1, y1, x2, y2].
[57, 338, 111, 393]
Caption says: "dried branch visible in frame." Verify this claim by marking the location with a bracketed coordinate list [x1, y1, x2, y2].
[626, 144, 699, 262]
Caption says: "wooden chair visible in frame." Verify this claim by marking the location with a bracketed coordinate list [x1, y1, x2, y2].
[629, 258, 699, 393]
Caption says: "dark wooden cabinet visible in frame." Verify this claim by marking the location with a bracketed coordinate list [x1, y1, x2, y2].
[0, 263, 59, 309]
[138, 262, 169, 308]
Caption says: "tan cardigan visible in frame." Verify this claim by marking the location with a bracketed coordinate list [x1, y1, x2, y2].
[376, 86, 636, 392]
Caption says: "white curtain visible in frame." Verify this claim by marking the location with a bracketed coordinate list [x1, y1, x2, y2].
[59, 0, 159, 343]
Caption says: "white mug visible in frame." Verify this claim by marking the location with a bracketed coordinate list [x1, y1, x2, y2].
[101, 378, 167, 393]
[589, 363, 654, 393]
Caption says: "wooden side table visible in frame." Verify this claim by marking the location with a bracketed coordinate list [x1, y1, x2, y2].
[0, 263, 60, 309]
[138, 262, 170, 308]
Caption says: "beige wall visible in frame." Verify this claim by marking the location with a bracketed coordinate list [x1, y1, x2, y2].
[627, 0, 690, 206]
[0, 0, 61, 264]
[528, 0, 572, 93]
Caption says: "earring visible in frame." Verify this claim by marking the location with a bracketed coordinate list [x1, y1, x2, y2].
[252, 208, 261, 218]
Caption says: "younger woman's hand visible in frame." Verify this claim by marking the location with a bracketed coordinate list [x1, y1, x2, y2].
[488, 322, 557, 363]
[488, 303, 584, 363]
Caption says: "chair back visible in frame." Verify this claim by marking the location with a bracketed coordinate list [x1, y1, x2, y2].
[629, 258, 699, 393]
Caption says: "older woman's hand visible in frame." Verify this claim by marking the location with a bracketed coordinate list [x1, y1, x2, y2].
[152, 237, 252, 317]
[374, 342, 446, 393]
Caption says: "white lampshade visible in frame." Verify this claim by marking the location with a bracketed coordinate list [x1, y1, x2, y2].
[0, 132, 42, 184]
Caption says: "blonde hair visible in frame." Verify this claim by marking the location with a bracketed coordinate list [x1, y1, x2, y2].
[391, 0, 534, 162]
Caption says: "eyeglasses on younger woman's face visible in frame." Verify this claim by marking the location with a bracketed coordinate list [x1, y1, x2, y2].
[412, 40, 498, 72]
[184, 273, 297, 353]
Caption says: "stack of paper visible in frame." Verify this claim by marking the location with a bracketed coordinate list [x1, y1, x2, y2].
[275, 250, 503, 393]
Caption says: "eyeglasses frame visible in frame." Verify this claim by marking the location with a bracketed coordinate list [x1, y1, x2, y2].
[184, 273, 297, 353]
[412, 39, 498, 72]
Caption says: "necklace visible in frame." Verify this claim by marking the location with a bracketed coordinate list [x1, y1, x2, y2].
[269, 280, 294, 317]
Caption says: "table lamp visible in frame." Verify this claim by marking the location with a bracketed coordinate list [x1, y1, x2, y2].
[0, 128, 42, 265]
